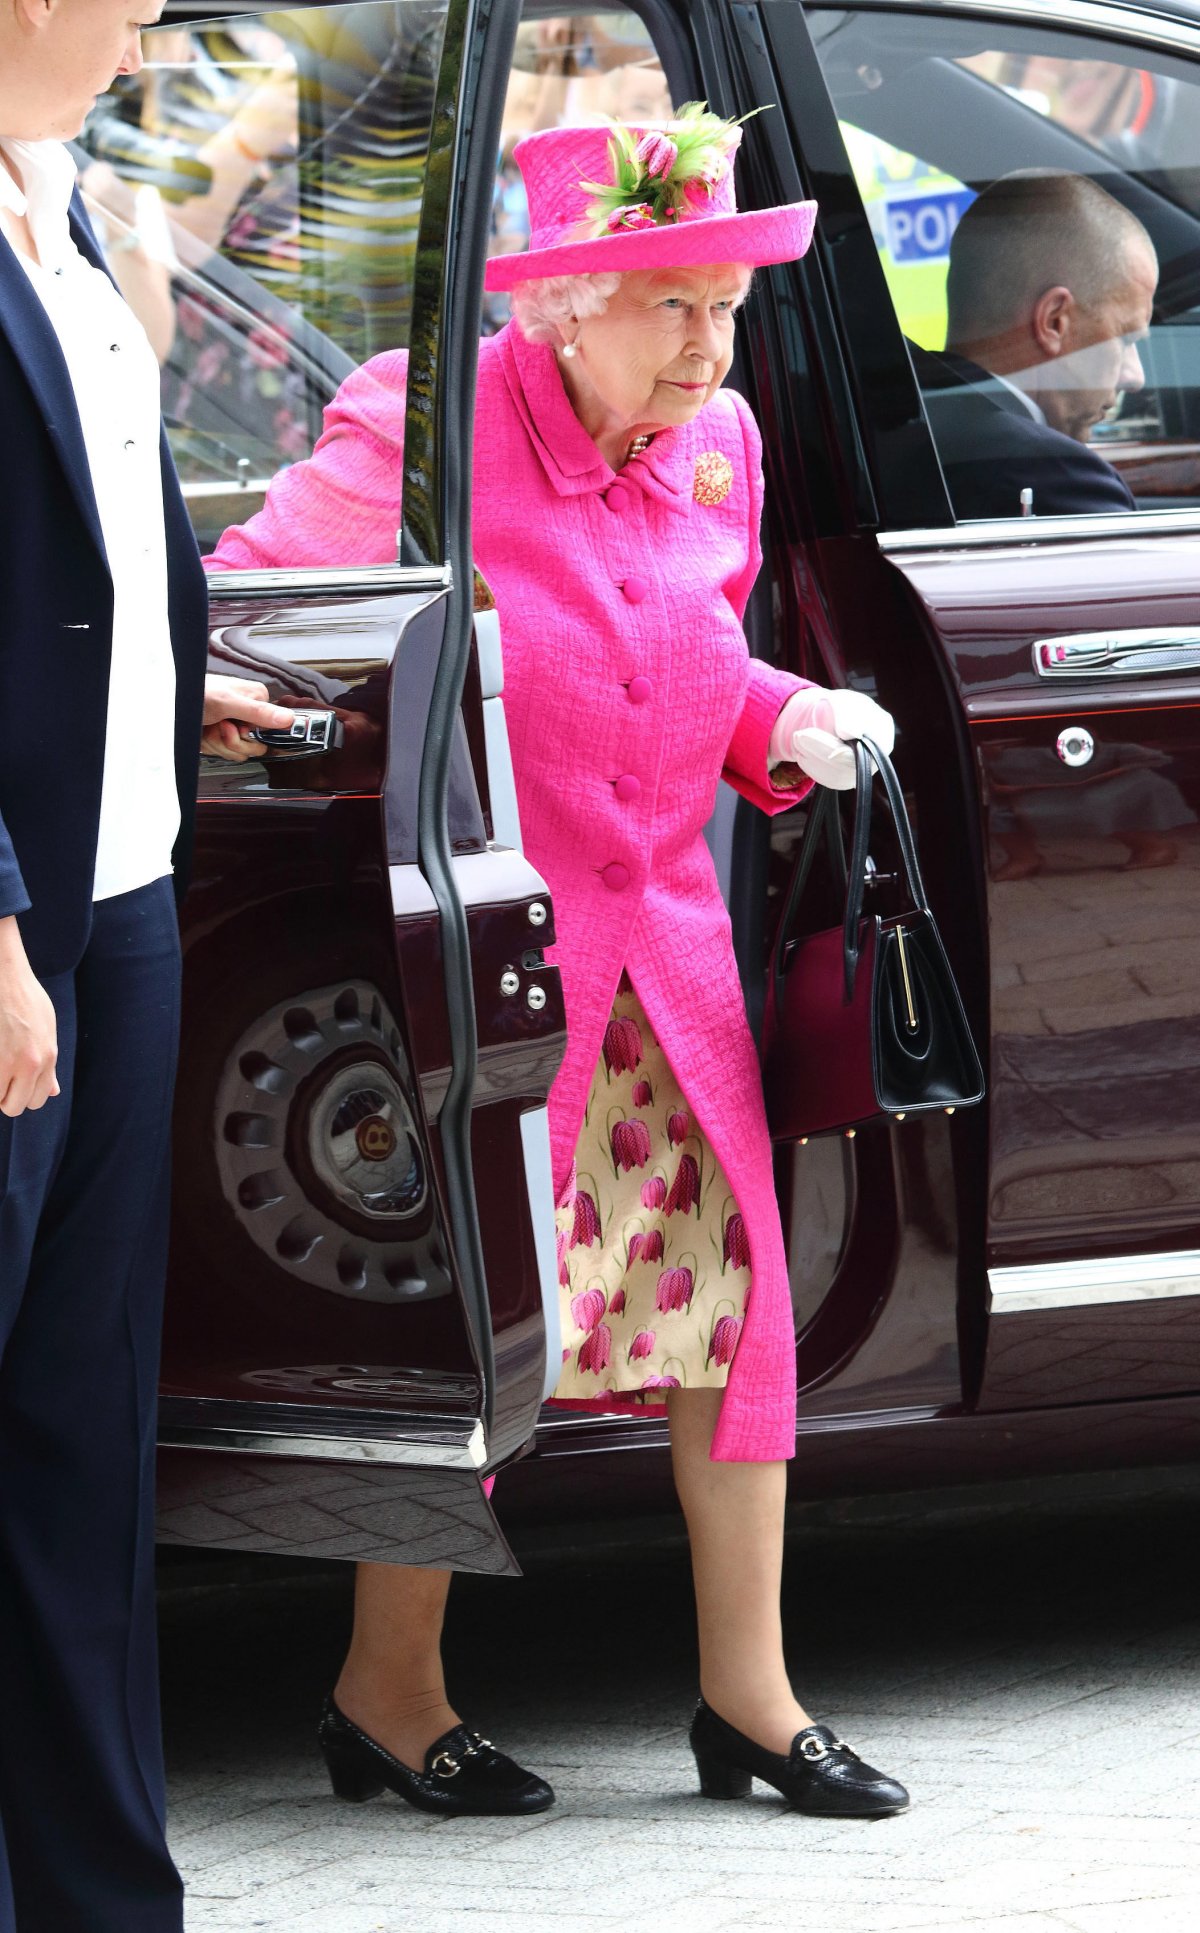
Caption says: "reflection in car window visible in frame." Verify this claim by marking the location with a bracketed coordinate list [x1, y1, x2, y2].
[810, 7, 1200, 522]
[484, 11, 672, 334]
[79, 2, 448, 553]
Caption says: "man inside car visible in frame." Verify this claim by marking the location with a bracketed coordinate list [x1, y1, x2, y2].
[912, 169, 1158, 520]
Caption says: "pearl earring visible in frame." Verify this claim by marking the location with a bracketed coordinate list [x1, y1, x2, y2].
[562, 340, 578, 359]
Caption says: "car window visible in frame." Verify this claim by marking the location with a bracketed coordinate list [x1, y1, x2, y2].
[484, 9, 673, 334]
[79, 2, 448, 553]
[809, 6, 1200, 523]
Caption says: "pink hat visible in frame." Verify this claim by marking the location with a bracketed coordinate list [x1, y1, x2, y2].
[484, 102, 817, 292]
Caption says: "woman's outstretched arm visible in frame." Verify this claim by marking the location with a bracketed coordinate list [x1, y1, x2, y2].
[208, 350, 411, 573]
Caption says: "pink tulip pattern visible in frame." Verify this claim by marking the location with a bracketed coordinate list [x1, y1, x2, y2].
[707, 1314, 743, 1367]
[656, 1267, 695, 1314]
[665, 1153, 701, 1217]
[571, 1287, 607, 1335]
[571, 1189, 601, 1249]
[577, 1324, 613, 1375]
[603, 1015, 643, 1077]
[551, 985, 750, 1409]
[627, 1228, 664, 1267]
[722, 1212, 750, 1271]
[611, 1117, 652, 1172]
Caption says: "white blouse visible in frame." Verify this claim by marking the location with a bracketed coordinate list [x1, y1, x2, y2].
[0, 137, 179, 903]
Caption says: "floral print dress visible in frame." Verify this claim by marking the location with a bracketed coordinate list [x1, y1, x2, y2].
[553, 974, 752, 1408]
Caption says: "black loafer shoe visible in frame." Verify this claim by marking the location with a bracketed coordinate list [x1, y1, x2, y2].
[318, 1697, 555, 1817]
[690, 1697, 909, 1819]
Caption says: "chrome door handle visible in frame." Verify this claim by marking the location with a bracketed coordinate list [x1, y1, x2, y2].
[1033, 628, 1200, 678]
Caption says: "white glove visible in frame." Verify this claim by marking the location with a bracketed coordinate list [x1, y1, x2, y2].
[769, 686, 896, 791]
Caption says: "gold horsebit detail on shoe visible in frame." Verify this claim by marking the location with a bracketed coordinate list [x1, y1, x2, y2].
[798, 1735, 849, 1762]
[431, 1734, 493, 1779]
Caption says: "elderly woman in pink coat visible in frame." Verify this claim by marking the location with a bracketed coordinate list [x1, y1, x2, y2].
[211, 105, 907, 1821]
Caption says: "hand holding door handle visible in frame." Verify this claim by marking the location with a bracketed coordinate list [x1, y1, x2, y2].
[248, 711, 345, 756]
[201, 675, 296, 763]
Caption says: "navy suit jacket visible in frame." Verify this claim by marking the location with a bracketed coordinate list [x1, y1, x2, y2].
[0, 190, 207, 977]
[910, 344, 1138, 522]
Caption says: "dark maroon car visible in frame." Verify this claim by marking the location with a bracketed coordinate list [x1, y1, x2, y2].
[78, 0, 1200, 1574]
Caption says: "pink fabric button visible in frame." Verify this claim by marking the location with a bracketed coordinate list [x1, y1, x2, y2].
[614, 774, 641, 802]
[605, 484, 630, 512]
[623, 574, 649, 603]
[627, 676, 652, 705]
[601, 862, 630, 892]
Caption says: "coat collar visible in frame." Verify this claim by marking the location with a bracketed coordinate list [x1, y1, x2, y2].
[0, 158, 114, 567]
[496, 319, 696, 518]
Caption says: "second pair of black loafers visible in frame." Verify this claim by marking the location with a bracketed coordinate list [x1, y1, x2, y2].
[318, 1697, 555, 1818]
[690, 1697, 910, 1818]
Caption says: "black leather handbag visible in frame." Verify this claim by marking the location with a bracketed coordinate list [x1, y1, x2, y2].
[762, 738, 985, 1140]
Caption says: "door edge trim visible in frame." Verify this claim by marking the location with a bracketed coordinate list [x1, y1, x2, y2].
[989, 1250, 1200, 1315]
[158, 1418, 487, 1468]
[206, 564, 453, 599]
[814, 0, 1200, 63]
[879, 508, 1200, 552]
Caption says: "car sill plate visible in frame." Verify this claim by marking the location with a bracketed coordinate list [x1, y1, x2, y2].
[988, 1251, 1200, 1316]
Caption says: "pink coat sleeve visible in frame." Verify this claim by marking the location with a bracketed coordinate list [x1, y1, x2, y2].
[720, 391, 814, 816]
[207, 352, 411, 571]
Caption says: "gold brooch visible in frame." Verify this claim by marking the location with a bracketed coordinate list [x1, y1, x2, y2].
[693, 452, 734, 506]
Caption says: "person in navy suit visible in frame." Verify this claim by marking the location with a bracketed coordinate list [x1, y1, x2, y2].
[0, 5, 293, 1927]
[914, 171, 1158, 521]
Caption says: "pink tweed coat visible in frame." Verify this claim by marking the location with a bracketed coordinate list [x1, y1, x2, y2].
[211, 319, 814, 1461]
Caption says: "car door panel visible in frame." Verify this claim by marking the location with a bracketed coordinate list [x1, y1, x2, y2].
[142, 0, 563, 1568]
[884, 531, 1200, 1409]
[738, 0, 1200, 1434]
[158, 573, 543, 1568]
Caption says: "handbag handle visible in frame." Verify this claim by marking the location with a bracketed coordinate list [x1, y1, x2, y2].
[770, 773, 848, 1022]
[772, 734, 931, 1010]
[841, 738, 930, 999]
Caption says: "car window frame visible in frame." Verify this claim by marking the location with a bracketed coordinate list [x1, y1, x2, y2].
[801, 0, 1200, 551]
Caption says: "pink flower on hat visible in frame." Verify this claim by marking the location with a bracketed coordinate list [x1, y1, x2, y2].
[605, 202, 658, 233]
[697, 155, 730, 191]
[635, 131, 678, 179]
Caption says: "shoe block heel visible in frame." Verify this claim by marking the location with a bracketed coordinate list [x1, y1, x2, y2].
[322, 1739, 386, 1803]
[694, 1750, 754, 1800]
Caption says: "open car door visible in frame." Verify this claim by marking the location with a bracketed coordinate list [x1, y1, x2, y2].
[756, 0, 1200, 1431]
[92, 0, 561, 1572]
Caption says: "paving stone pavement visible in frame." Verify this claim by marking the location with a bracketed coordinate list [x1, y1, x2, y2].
[160, 1468, 1200, 1933]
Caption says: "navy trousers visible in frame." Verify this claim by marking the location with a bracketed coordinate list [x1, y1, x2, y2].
[0, 878, 184, 1933]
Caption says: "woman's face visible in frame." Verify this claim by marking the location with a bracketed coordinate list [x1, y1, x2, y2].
[560, 264, 752, 440]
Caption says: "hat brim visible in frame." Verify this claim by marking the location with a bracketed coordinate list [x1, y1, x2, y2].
[483, 200, 817, 292]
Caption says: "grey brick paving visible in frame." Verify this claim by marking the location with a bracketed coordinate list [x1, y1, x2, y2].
[160, 1468, 1200, 1932]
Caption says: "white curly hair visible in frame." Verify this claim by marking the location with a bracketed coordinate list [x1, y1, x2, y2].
[510, 273, 622, 344]
[511, 265, 756, 345]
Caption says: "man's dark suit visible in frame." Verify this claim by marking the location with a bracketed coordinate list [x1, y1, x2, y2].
[910, 343, 1137, 521]
[0, 192, 206, 1932]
